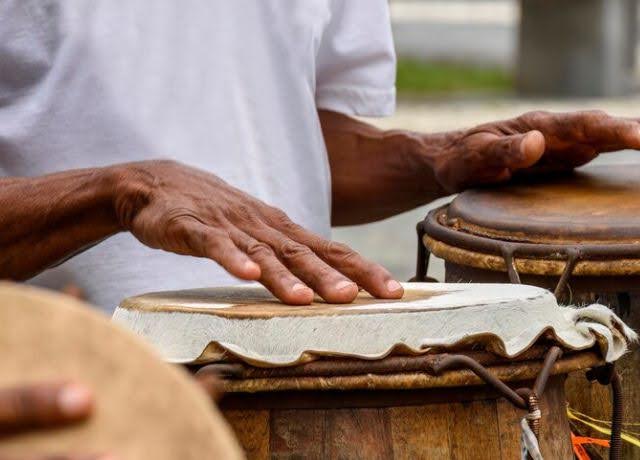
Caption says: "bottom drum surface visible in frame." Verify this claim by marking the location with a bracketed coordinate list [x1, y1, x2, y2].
[444, 261, 640, 460]
[219, 376, 573, 460]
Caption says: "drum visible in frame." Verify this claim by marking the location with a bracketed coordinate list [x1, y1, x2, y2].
[0, 282, 242, 460]
[114, 283, 634, 459]
[419, 164, 640, 458]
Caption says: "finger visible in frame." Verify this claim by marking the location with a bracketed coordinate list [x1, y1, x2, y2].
[0, 381, 93, 432]
[19, 455, 117, 460]
[23, 455, 117, 460]
[230, 229, 314, 305]
[175, 218, 261, 281]
[248, 224, 360, 303]
[578, 113, 640, 151]
[193, 366, 227, 402]
[263, 216, 403, 300]
[483, 130, 545, 171]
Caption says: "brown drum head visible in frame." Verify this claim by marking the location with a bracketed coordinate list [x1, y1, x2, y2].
[447, 164, 640, 244]
[0, 282, 242, 460]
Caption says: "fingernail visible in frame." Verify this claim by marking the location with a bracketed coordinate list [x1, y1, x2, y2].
[386, 280, 402, 293]
[292, 283, 309, 293]
[58, 384, 92, 417]
[335, 280, 357, 292]
[243, 260, 259, 272]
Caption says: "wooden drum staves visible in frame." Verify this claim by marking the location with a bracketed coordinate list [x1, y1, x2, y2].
[114, 283, 633, 459]
[419, 164, 640, 458]
[211, 348, 593, 459]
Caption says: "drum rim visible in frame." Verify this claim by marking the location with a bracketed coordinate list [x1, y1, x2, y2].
[422, 205, 640, 276]
[216, 349, 601, 393]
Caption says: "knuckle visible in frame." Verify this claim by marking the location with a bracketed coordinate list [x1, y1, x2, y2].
[277, 240, 313, 261]
[322, 241, 357, 263]
[230, 204, 256, 222]
[269, 207, 298, 231]
[520, 110, 549, 124]
[246, 241, 274, 259]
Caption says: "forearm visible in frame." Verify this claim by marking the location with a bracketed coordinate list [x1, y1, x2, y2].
[320, 110, 455, 226]
[0, 167, 123, 279]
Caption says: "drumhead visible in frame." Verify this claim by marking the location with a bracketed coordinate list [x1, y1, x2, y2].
[114, 283, 623, 367]
[447, 164, 640, 244]
[422, 164, 640, 277]
[0, 283, 242, 460]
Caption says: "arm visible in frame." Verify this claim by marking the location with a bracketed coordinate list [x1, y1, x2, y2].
[320, 110, 449, 225]
[322, 109, 640, 226]
[0, 168, 122, 279]
[1, 161, 403, 304]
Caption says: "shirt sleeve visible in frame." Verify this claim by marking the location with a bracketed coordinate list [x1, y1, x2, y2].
[315, 0, 396, 117]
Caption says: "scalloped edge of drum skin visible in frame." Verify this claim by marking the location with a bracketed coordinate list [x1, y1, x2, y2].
[112, 283, 601, 366]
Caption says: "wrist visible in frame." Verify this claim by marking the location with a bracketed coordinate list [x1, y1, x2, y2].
[106, 161, 158, 230]
[404, 129, 463, 198]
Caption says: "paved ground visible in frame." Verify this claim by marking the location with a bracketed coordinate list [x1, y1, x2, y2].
[332, 96, 640, 281]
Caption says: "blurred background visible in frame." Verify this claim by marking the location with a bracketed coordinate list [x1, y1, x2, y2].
[333, 0, 640, 281]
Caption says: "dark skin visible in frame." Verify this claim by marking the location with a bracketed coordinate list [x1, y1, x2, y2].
[2, 110, 640, 435]
[0, 376, 221, 459]
[322, 109, 640, 224]
[2, 110, 640, 305]
[0, 381, 106, 460]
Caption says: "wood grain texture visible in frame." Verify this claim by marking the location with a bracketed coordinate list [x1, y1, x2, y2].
[270, 409, 326, 459]
[325, 408, 393, 460]
[449, 399, 502, 460]
[223, 379, 575, 459]
[495, 397, 523, 458]
[389, 404, 452, 459]
[224, 410, 270, 459]
[538, 376, 574, 460]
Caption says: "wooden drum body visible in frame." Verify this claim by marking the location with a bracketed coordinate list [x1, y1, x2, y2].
[114, 283, 631, 459]
[215, 350, 598, 459]
[420, 164, 640, 457]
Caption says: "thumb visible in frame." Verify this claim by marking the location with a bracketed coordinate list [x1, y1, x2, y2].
[484, 130, 545, 171]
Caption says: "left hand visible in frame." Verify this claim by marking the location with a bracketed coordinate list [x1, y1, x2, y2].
[431, 110, 640, 192]
[0, 381, 108, 460]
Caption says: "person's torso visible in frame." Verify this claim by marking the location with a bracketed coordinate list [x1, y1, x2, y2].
[0, 0, 334, 312]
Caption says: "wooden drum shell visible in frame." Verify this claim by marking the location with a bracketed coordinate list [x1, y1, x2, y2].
[422, 192, 640, 459]
[440, 257, 640, 456]
[216, 352, 599, 459]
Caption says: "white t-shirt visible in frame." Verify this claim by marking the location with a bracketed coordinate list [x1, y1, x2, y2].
[0, 1, 396, 313]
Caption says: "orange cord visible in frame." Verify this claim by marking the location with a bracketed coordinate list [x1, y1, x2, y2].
[571, 432, 611, 459]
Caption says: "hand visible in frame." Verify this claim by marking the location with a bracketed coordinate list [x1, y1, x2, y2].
[0, 381, 107, 460]
[113, 160, 403, 305]
[431, 110, 640, 192]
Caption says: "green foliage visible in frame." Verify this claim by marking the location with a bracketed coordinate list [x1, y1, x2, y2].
[396, 60, 513, 95]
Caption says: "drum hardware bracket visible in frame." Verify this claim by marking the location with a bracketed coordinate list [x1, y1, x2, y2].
[585, 363, 623, 460]
[419, 207, 640, 302]
[412, 221, 436, 282]
[431, 346, 598, 460]
[431, 345, 561, 413]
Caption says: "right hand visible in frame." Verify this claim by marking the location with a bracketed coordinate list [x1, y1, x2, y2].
[113, 160, 403, 305]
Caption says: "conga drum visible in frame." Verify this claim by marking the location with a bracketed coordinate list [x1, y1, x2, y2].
[419, 164, 640, 458]
[114, 283, 634, 459]
[0, 282, 243, 459]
